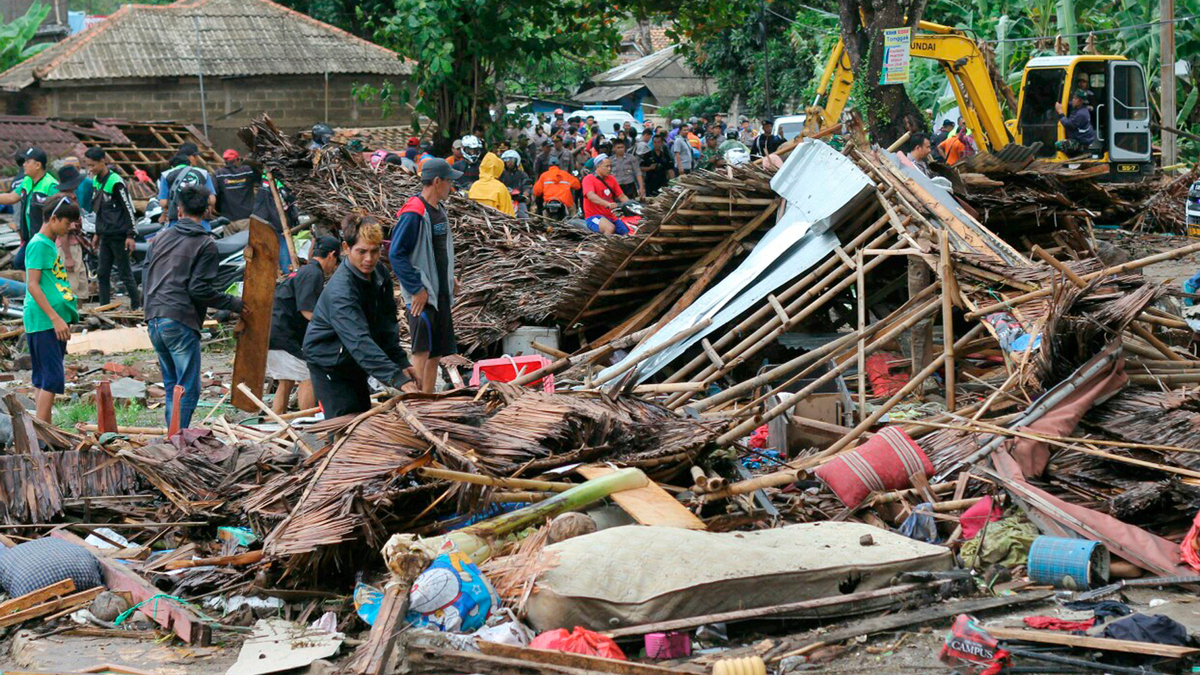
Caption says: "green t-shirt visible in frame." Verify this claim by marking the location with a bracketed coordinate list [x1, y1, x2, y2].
[23, 233, 78, 334]
[16, 173, 59, 241]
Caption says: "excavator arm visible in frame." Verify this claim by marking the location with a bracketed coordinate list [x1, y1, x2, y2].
[812, 21, 1014, 152]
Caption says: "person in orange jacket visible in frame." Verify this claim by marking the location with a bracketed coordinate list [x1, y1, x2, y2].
[533, 156, 581, 215]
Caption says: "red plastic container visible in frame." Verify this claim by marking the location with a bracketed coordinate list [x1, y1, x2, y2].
[470, 355, 555, 392]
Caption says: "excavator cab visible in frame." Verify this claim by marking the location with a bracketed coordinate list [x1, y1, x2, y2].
[1014, 56, 1152, 180]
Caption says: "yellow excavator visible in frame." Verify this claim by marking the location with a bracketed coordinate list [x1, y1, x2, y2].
[812, 21, 1153, 181]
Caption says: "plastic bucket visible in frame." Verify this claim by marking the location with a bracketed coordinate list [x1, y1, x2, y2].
[1027, 536, 1110, 590]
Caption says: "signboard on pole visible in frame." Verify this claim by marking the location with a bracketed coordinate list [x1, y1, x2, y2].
[880, 27, 911, 85]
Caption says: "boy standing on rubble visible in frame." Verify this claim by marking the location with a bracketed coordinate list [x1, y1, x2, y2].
[304, 215, 417, 417]
[23, 195, 79, 423]
[389, 158, 462, 393]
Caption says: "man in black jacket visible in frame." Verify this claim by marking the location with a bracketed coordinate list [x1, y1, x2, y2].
[83, 148, 140, 309]
[143, 185, 242, 429]
[252, 177, 300, 274]
[213, 149, 257, 233]
[303, 216, 416, 418]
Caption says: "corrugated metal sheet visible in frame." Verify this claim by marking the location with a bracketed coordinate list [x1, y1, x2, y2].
[592, 46, 679, 84]
[0, 0, 409, 91]
[596, 141, 874, 383]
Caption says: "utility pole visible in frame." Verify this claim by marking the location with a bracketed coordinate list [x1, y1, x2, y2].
[1161, 0, 1178, 167]
[760, 0, 771, 118]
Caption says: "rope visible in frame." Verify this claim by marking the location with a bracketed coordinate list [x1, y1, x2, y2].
[113, 592, 222, 627]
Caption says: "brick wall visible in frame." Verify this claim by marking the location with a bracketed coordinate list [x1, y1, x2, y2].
[14, 73, 411, 149]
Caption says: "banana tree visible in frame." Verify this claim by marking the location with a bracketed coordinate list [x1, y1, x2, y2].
[0, 3, 51, 73]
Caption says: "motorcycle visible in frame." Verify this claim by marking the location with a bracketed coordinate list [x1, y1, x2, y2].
[612, 200, 643, 235]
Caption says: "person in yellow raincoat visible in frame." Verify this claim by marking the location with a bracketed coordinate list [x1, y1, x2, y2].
[466, 152, 514, 216]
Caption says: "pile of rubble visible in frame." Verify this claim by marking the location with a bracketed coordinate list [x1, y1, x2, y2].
[4, 115, 1200, 675]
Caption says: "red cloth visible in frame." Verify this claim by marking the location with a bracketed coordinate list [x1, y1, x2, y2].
[960, 496, 1003, 540]
[992, 347, 1192, 578]
[582, 173, 624, 221]
[864, 352, 909, 397]
[979, 649, 1010, 675]
[815, 426, 933, 509]
[1182, 509, 1200, 571]
[1023, 616, 1095, 631]
[749, 425, 770, 449]
[531, 627, 626, 660]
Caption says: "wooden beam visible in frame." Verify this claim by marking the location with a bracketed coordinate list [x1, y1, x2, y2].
[50, 530, 210, 645]
[230, 217, 278, 413]
[986, 626, 1199, 658]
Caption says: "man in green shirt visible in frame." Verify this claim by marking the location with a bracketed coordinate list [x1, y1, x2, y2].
[24, 194, 80, 423]
[0, 147, 59, 271]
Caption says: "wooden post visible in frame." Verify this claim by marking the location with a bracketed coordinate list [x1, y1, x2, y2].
[168, 385, 184, 436]
[940, 233, 956, 411]
[264, 170, 300, 274]
[856, 250, 866, 418]
[95, 380, 117, 435]
[1162, 0, 1178, 167]
[231, 217, 280, 413]
[907, 254, 934, 377]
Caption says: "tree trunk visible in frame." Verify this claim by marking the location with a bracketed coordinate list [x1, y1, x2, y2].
[837, 0, 929, 147]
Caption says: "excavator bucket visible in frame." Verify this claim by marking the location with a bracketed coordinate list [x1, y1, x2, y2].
[957, 143, 1043, 174]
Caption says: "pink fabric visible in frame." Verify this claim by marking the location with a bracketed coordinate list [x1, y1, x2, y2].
[960, 496, 1003, 540]
[864, 352, 909, 397]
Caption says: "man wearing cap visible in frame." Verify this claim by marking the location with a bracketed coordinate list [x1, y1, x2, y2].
[532, 139, 554, 178]
[0, 147, 59, 270]
[738, 117, 756, 146]
[447, 139, 466, 169]
[158, 146, 216, 225]
[213, 149, 258, 233]
[671, 122, 695, 175]
[266, 235, 340, 414]
[533, 155, 581, 216]
[389, 158, 462, 393]
[582, 154, 632, 235]
[609, 138, 644, 200]
[930, 119, 955, 162]
[548, 135, 574, 174]
[83, 148, 140, 309]
[1055, 90, 1097, 157]
[404, 137, 421, 161]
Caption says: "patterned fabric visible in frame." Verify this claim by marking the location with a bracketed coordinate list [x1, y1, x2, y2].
[814, 426, 934, 509]
[0, 538, 102, 597]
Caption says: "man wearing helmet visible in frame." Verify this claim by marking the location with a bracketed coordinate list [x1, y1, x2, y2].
[310, 123, 334, 150]
[500, 150, 531, 218]
[455, 135, 484, 189]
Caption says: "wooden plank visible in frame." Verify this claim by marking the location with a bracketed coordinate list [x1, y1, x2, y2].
[96, 380, 118, 435]
[231, 217, 279, 413]
[577, 465, 705, 530]
[772, 591, 1053, 659]
[67, 327, 153, 355]
[50, 530, 210, 645]
[478, 641, 685, 675]
[986, 625, 1200, 658]
[354, 584, 407, 675]
[0, 587, 103, 627]
[0, 579, 74, 618]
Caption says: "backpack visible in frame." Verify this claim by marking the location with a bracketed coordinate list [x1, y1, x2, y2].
[165, 166, 204, 221]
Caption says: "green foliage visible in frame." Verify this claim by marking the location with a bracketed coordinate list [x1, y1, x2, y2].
[679, 0, 837, 118]
[658, 94, 722, 121]
[0, 2, 52, 73]
[54, 399, 156, 428]
[352, 80, 400, 120]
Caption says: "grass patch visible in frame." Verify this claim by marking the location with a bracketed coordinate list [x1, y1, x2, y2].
[53, 399, 160, 427]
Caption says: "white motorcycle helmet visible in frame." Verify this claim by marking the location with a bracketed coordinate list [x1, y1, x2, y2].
[461, 135, 483, 162]
[724, 147, 751, 166]
[500, 149, 522, 164]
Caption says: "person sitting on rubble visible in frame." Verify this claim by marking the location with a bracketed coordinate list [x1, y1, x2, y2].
[533, 155, 581, 218]
[390, 158, 461, 394]
[303, 215, 417, 418]
[1054, 89, 1098, 157]
[583, 154, 632, 235]
[144, 185, 243, 431]
[266, 235, 340, 415]
[899, 133, 934, 177]
[252, 176, 301, 274]
[500, 149, 532, 218]
[468, 152, 515, 216]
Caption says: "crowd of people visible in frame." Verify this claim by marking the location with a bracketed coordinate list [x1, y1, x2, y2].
[364, 110, 788, 236]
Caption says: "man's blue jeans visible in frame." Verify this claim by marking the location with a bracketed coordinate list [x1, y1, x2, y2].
[148, 317, 201, 429]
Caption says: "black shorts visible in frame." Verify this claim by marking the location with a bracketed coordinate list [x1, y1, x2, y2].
[408, 299, 456, 358]
[308, 361, 371, 419]
[28, 329, 67, 394]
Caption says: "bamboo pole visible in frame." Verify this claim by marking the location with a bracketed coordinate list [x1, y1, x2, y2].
[669, 233, 907, 409]
[856, 249, 866, 418]
[967, 239, 1200, 320]
[940, 232, 956, 411]
[661, 211, 895, 402]
[694, 283, 940, 412]
[265, 170, 299, 274]
[589, 318, 712, 386]
[510, 327, 653, 387]
[419, 467, 573, 492]
[236, 383, 316, 456]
